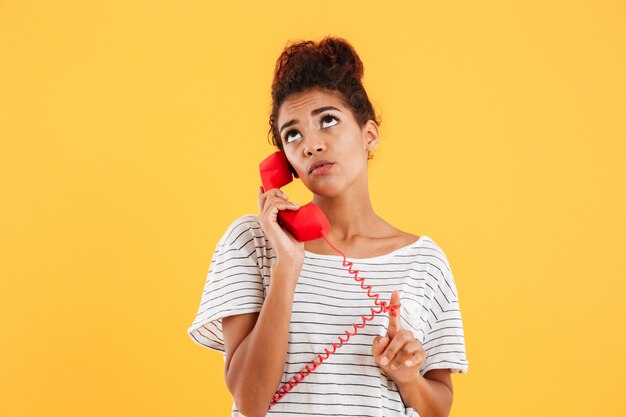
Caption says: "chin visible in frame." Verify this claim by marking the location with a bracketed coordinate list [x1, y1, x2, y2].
[308, 182, 345, 198]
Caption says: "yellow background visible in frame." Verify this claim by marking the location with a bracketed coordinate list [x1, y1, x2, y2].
[1, 1, 625, 416]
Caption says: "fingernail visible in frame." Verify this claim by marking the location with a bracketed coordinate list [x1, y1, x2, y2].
[291, 203, 299, 207]
[405, 360, 414, 367]
[379, 337, 387, 345]
[381, 357, 388, 366]
[390, 363, 397, 370]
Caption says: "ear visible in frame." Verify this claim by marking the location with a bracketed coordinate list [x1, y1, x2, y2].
[363, 119, 380, 153]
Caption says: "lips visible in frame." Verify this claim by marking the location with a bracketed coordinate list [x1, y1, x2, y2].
[308, 160, 334, 174]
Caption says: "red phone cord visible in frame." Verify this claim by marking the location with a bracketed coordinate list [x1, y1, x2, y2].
[267, 230, 400, 410]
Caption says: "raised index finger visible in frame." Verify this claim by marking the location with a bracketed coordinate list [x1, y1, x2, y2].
[387, 290, 402, 336]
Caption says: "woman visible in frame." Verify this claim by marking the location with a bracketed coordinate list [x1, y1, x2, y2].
[187, 36, 469, 417]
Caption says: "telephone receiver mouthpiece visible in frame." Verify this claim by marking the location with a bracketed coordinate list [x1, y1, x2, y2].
[259, 151, 330, 241]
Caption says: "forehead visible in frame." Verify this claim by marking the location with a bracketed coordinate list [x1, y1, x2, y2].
[278, 88, 346, 120]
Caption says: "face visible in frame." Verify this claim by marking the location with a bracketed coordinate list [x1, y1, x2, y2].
[277, 88, 379, 197]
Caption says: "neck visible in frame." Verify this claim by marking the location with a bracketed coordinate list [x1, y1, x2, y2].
[311, 179, 384, 242]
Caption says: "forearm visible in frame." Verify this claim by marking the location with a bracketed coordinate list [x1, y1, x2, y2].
[396, 373, 453, 417]
[227, 264, 299, 417]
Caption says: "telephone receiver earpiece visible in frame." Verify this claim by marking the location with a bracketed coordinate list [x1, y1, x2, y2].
[259, 150, 331, 242]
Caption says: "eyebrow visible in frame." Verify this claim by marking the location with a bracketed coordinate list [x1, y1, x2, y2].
[279, 106, 342, 134]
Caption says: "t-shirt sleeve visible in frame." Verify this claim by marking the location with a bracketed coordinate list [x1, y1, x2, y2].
[419, 248, 469, 376]
[187, 215, 265, 354]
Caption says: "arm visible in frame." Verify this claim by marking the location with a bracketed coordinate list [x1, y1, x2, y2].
[222, 262, 300, 417]
[396, 369, 453, 417]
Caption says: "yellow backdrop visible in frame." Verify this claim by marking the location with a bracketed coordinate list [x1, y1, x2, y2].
[1, 1, 625, 416]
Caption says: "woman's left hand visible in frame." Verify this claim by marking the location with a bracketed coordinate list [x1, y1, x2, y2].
[372, 290, 426, 385]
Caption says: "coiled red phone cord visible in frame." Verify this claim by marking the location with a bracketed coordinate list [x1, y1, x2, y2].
[267, 230, 400, 410]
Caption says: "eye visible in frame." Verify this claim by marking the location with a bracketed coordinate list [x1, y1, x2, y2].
[285, 129, 301, 143]
[283, 113, 341, 144]
[321, 114, 340, 128]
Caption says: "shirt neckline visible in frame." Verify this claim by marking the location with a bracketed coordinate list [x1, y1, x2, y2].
[304, 235, 427, 262]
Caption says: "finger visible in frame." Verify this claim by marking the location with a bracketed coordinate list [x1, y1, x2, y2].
[265, 201, 300, 216]
[270, 188, 287, 199]
[379, 330, 412, 368]
[258, 186, 264, 212]
[268, 193, 298, 208]
[264, 188, 289, 201]
[258, 186, 273, 212]
[386, 290, 402, 337]
[371, 335, 389, 357]
[402, 348, 427, 368]
[265, 187, 286, 198]
[389, 339, 423, 370]
[261, 193, 296, 213]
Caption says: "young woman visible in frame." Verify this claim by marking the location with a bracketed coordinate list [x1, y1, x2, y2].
[188, 36, 469, 417]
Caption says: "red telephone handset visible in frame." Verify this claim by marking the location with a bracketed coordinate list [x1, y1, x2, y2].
[259, 150, 400, 410]
[259, 150, 331, 242]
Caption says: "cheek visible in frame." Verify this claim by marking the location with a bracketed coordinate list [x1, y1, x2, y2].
[283, 152, 302, 177]
[287, 161, 299, 178]
[347, 153, 368, 176]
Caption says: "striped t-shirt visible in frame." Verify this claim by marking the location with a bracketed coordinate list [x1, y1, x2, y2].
[187, 214, 469, 417]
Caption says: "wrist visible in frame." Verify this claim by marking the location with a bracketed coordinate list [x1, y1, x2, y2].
[271, 260, 303, 276]
[269, 262, 301, 289]
[396, 371, 426, 391]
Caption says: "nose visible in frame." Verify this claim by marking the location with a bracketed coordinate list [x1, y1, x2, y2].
[303, 133, 326, 156]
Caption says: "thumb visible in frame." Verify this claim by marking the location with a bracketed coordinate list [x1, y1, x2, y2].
[386, 290, 402, 337]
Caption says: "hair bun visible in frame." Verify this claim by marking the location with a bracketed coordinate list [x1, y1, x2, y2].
[319, 36, 364, 82]
[268, 36, 381, 154]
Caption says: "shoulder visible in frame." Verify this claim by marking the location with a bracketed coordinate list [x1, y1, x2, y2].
[405, 233, 453, 286]
[218, 214, 273, 266]
[387, 224, 447, 259]
[416, 234, 450, 265]
[221, 214, 263, 246]
[398, 231, 421, 246]
[421, 236, 460, 300]
[389, 228, 447, 260]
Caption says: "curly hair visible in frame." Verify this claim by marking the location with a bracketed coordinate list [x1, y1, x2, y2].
[267, 36, 382, 163]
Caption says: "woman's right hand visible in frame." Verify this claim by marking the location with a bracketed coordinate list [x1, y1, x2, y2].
[258, 186, 305, 270]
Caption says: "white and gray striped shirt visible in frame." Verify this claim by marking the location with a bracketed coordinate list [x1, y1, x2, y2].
[188, 214, 469, 417]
